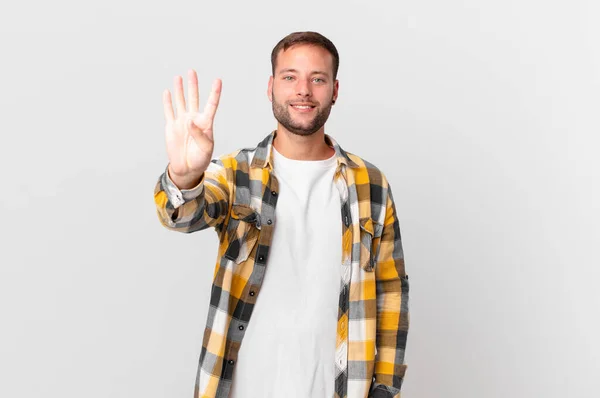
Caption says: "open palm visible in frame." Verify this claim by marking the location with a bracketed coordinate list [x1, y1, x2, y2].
[163, 69, 222, 183]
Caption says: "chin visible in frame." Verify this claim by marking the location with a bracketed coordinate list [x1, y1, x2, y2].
[288, 126, 320, 136]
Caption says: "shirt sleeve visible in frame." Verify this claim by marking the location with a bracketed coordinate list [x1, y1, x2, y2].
[153, 160, 231, 234]
[369, 183, 410, 398]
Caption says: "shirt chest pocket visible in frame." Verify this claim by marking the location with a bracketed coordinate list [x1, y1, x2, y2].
[359, 218, 384, 272]
[223, 204, 261, 264]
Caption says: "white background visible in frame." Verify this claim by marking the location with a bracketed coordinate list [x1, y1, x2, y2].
[1, 0, 598, 397]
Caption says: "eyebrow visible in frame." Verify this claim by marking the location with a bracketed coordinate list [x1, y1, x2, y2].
[278, 68, 330, 77]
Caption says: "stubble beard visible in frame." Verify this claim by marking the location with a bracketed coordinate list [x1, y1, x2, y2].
[271, 92, 333, 137]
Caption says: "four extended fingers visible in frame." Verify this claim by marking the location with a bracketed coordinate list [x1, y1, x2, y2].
[163, 70, 221, 124]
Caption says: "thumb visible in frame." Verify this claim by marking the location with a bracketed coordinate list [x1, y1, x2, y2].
[192, 113, 214, 141]
[188, 118, 213, 147]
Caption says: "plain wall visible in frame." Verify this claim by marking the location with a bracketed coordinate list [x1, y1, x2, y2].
[1, 0, 598, 397]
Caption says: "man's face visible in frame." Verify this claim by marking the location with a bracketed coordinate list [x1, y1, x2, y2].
[268, 44, 339, 136]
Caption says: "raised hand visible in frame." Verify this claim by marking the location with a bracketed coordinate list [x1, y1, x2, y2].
[163, 69, 222, 189]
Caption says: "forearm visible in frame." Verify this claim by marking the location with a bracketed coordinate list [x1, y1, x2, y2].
[370, 273, 409, 397]
[154, 161, 229, 233]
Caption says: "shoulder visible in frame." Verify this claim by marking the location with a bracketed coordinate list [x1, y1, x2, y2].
[345, 151, 391, 189]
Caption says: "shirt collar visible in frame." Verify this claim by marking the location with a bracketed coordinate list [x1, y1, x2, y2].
[250, 130, 359, 170]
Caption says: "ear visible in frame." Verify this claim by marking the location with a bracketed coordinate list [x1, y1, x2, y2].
[267, 76, 273, 102]
[332, 79, 339, 103]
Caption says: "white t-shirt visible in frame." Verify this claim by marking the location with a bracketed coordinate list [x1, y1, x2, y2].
[230, 146, 342, 398]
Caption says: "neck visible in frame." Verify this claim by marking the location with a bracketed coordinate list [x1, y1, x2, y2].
[273, 125, 335, 160]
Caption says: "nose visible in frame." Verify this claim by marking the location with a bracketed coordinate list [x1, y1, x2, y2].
[295, 78, 312, 97]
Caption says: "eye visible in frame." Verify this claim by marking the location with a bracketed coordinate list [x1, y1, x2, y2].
[283, 76, 294, 81]
[313, 77, 325, 83]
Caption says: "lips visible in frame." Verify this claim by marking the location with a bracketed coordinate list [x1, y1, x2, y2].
[289, 103, 316, 112]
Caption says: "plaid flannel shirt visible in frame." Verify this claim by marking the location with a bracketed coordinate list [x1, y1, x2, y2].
[154, 131, 409, 398]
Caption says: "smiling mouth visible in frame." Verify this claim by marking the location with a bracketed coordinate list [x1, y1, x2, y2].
[290, 104, 316, 112]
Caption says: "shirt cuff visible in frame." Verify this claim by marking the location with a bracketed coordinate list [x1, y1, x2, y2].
[161, 165, 204, 209]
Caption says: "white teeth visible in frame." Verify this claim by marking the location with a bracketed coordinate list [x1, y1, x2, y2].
[292, 105, 311, 109]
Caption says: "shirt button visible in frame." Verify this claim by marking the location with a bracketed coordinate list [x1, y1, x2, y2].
[271, 191, 277, 196]
[228, 360, 235, 365]
[249, 291, 255, 296]
[238, 325, 244, 331]
[267, 219, 272, 225]
[258, 255, 265, 262]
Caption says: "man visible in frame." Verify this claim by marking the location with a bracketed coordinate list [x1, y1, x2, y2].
[154, 31, 409, 398]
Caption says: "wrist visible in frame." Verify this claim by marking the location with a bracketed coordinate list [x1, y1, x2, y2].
[168, 166, 203, 190]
